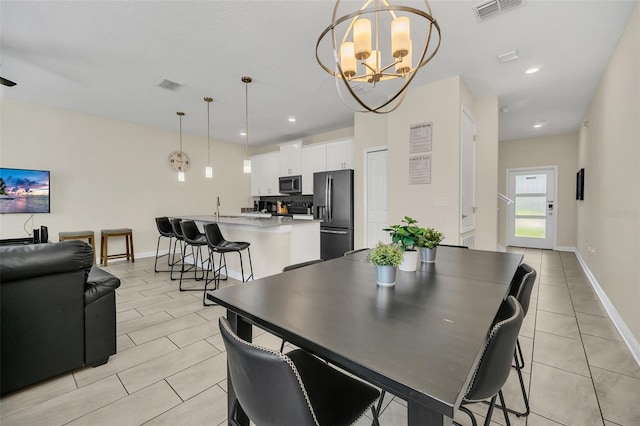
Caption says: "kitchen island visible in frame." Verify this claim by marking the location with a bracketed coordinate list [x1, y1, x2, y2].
[184, 215, 320, 280]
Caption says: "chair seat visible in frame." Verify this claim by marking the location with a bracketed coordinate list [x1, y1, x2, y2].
[101, 228, 132, 236]
[286, 349, 379, 426]
[187, 234, 208, 246]
[214, 240, 250, 252]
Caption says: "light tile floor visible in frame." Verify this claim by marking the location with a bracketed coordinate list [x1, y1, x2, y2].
[1, 249, 639, 425]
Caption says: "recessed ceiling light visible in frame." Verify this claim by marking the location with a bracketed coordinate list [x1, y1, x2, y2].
[288, 117, 296, 123]
[239, 131, 247, 136]
[525, 66, 541, 74]
[532, 120, 546, 129]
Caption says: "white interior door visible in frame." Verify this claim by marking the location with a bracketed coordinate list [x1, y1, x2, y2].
[507, 167, 557, 249]
[460, 107, 476, 233]
[365, 148, 388, 248]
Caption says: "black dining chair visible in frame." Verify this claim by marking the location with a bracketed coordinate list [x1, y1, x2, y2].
[219, 317, 381, 426]
[456, 295, 524, 426]
[502, 263, 537, 418]
[282, 259, 324, 271]
[343, 248, 369, 256]
[154, 217, 176, 272]
[178, 220, 210, 292]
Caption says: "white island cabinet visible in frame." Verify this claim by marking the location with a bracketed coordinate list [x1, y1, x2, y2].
[185, 215, 320, 279]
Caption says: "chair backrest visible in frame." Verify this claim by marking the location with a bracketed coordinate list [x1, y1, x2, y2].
[343, 248, 369, 256]
[282, 259, 324, 272]
[169, 218, 184, 240]
[219, 318, 319, 426]
[180, 220, 203, 244]
[508, 263, 536, 316]
[203, 223, 225, 248]
[155, 217, 174, 237]
[464, 296, 524, 402]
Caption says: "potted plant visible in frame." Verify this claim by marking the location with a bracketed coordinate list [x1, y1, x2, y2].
[365, 242, 403, 286]
[383, 216, 420, 272]
[415, 227, 445, 263]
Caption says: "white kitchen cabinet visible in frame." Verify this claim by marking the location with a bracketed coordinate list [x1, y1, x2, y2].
[279, 141, 302, 176]
[250, 154, 262, 196]
[301, 144, 327, 194]
[325, 138, 354, 171]
[250, 152, 280, 196]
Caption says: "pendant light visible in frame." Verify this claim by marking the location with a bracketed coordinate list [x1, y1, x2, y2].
[204, 97, 214, 178]
[177, 112, 186, 182]
[242, 76, 252, 174]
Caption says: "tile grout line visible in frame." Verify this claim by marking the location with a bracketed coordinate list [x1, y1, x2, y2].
[559, 252, 606, 426]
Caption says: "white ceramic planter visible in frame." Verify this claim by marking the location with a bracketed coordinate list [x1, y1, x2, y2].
[419, 246, 437, 263]
[375, 265, 397, 286]
[398, 250, 419, 272]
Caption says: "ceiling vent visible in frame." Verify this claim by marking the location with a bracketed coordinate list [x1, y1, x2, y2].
[473, 0, 522, 21]
[158, 79, 183, 91]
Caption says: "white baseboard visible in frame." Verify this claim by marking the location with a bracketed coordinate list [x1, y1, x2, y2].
[555, 245, 575, 252]
[575, 249, 640, 367]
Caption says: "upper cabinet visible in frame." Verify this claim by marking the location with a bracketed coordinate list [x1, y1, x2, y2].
[325, 138, 354, 171]
[301, 144, 327, 195]
[279, 141, 302, 176]
[252, 138, 354, 196]
[250, 152, 280, 196]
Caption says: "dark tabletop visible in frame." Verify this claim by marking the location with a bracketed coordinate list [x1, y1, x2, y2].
[209, 247, 523, 421]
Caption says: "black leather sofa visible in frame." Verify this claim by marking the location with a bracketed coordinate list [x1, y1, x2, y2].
[0, 240, 121, 395]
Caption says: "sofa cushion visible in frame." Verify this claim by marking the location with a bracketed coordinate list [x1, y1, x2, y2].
[85, 266, 121, 305]
[0, 240, 93, 282]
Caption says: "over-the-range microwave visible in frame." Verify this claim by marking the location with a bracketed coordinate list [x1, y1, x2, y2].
[278, 175, 302, 194]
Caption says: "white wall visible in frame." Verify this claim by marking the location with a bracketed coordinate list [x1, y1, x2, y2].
[576, 0, 639, 342]
[498, 132, 579, 249]
[0, 99, 250, 256]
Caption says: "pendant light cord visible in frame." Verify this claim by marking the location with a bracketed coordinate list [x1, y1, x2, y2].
[245, 81, 249, 159]
[207, 101, 211, 165]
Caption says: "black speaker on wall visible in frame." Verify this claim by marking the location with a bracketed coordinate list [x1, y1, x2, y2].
[576, 168, 585, 201]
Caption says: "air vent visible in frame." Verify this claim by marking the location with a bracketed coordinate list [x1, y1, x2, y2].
[473, 0, 522, 21]
[158, 79, 183, 91]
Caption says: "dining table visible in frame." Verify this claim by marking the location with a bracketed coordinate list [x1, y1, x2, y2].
[207, 246, 523, 425]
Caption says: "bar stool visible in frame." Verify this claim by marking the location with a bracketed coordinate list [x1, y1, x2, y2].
[154, 217, 176, 272]
[169, 218, 186, 281]
[100, 228, 134, 266]
[203, 223, 253, 305]
[59, 230, 96, 264]
[178, 220, 210, 292]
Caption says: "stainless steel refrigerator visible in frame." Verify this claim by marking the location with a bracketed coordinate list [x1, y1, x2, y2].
[313, 169, 354, 260]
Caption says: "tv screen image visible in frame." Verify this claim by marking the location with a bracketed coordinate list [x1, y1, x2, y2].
[0, 168, 50, 214]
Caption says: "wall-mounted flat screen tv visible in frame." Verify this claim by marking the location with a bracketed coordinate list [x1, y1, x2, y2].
[0, 168, 50, 214]
[576, 168, 585, 201]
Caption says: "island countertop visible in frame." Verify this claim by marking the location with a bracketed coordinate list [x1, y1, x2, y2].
[180, 215, 321, 279]
[183, 215, 320, 230]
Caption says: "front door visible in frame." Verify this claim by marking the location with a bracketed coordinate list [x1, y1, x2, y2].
[507, 167, 557, 249]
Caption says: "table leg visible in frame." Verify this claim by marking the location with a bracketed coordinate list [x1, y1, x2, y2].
[226, 311, 252, 426]
[407, 400, 452, 426]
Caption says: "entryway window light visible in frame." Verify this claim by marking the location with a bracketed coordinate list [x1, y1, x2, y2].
[204, 97, 214, 178]
[242, 76, 252, 174]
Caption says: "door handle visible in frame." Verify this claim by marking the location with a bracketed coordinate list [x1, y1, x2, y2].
[321, 229, 348, 235]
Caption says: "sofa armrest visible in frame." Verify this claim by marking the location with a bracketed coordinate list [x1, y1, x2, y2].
[0, 240, 93, 282]
[85, 266, 121, 305]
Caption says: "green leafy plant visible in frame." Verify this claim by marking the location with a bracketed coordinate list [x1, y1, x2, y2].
[365, 242, 403, 267]
[383, 216, 421, 251]
[415, 227, 445, 249]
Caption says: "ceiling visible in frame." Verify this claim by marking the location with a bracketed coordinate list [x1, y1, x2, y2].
[0, 1, 635, 146]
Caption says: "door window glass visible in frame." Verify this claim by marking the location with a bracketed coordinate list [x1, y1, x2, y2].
[515, 174, 546, 194]
[515, 218, 546, 239]
[515, 196, 546, 216]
